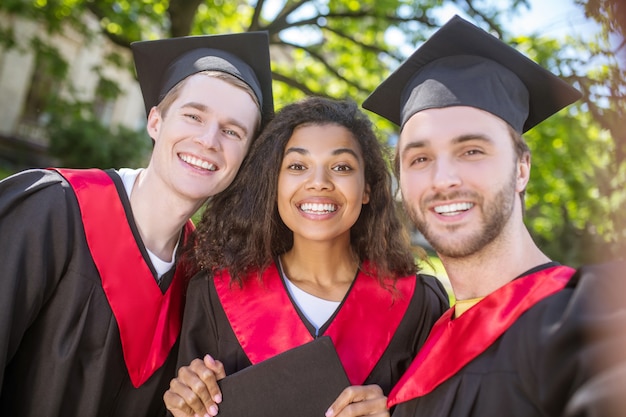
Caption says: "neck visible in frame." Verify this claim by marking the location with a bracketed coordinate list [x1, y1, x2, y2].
[441, 221, 550, 301]
[129, 170, 202, 261]
[280, 237, 357, 301]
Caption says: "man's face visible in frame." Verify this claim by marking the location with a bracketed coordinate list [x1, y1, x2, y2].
[146, 74, 259, 204]
[397, 106, 529, 258]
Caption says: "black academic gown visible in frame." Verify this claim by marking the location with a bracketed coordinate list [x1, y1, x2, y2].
[0, 169, 191, 417]
[177, 262, 450, 396]
[389, 262, 626, 417]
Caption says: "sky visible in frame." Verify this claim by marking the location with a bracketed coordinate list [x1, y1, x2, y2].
[262, 0, 621, 82]
[486, 0, 599, 38]
[262, 0, 605, 58]
[504, 0, 626, 66]
[388, 0, 602, 55]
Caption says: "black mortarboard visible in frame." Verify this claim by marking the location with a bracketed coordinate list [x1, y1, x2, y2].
[216, 336, 350, 417]
[131, 31, 273, 125]
[362, 15, 581, 133]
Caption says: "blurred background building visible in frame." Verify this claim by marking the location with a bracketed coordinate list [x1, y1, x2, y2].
[0, 13, 144, 170]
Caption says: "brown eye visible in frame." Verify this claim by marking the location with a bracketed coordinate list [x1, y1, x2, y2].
[332, 163, 353, 172]
[287, 163, 306, 171]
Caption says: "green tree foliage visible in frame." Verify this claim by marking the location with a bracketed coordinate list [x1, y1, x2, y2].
[46, 98, 152, 169]
[572, 0, 626, 262]
[1, 0, 541, 107]
[509, 32, 626, 265]
[1, 0, 623, 264]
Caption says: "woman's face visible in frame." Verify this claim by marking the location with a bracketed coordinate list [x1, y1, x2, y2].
[277, 123, 370, 245]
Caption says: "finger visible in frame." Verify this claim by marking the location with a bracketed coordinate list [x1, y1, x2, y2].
[163, 385, 200, 417]
[203, 354, 227, 380]
[176, 362, 219, 416]
[169, 375, 217, 416]
[334, 396, 389, 417]
[201, 354, 226, 404]
[326, 385, 386, 417]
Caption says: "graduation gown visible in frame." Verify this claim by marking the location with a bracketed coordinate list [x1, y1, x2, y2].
[389, 262, 626, 417]
[0, 168, 193, 417]
[177, 262, 450, 395]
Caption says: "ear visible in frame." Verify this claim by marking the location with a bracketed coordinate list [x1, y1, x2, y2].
[516, 153, 531, 193]
[362, 183, 371, 205]
[146, 107, 162, 142]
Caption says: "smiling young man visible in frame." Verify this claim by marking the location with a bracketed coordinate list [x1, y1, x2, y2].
[363, 15, 625, 417]
[0, 32, 273, 417]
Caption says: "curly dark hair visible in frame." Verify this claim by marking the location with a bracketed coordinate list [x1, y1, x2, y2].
[194, 96, 418, 285]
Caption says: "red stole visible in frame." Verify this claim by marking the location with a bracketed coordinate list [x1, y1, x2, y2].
[214, 261, 416, 385]
[54, 168, 195, 388]
[387, 265, 575, 407]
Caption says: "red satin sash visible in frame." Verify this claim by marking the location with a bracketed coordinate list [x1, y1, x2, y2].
[54, 168, 195, 388]
[387, 265, 575, 407]
[214, 261, 416, 385]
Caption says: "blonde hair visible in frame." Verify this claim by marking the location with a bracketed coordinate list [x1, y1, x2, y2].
[156, 71, 262, 133]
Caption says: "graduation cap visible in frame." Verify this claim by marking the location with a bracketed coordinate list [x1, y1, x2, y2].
[362, 15, 581, 133]
[131, 31, 273, 126]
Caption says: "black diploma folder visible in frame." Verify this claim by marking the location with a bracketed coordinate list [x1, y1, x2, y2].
[216, 336, 351, 417]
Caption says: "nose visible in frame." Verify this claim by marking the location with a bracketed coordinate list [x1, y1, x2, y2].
[431, 157, 461, 191]
[306, 166, 333, 191]
[195, 121, 222, 150]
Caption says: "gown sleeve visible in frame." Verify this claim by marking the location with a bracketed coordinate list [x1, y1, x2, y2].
[0, 169, 77, 390]
[176, 272, 220, 368]
[515, 261, 626, 416]
[553, 262, 626, 417]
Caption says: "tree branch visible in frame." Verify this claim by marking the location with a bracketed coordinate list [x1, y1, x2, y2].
[84, 2, 132, 49]
[321, 25, 404, 62]
[168, 0, 204, 37]
[280, 41, 365, 91]
[267, 6, 436, 36]
[248, 0, 266, 31]
[271, 71, 323, 97]
[266, 0, 312, 34]
[463, 0, 504, 38]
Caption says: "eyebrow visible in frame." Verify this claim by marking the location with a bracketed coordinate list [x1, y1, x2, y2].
[181, 101, 250, 137]
[284, 147, 361, 159]
[401, 133, 494, 157]
[454, 133, 494, 145]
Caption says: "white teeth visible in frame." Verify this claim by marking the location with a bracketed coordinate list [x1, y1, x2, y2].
[434, 202, 473, 216]
[300, 203, 337, 213]
[180, 154, 216, 171]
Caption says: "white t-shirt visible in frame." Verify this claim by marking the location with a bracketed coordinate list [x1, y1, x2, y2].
[279, 260, 340, 335]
